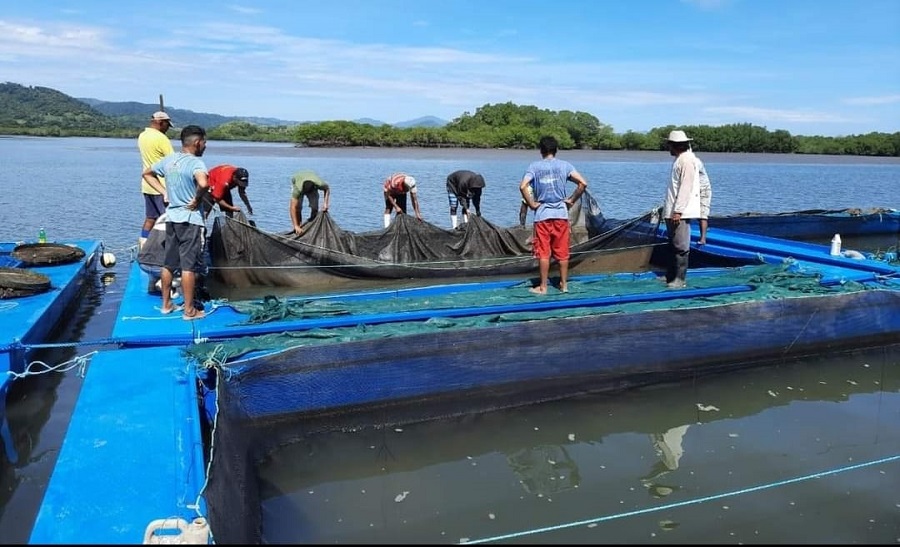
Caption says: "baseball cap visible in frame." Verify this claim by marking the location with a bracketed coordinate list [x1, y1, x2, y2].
[404, 175, 417, 188]
[151, 111, 172, 122]
[234, 167, 250, 187]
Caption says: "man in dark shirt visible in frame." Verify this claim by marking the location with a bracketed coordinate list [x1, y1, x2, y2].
[446, 170, 486, 229]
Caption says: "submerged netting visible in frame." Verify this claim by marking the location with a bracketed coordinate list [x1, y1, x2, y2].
[206, 190, 664, 290]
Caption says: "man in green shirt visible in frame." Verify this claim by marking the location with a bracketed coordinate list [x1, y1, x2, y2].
[290, 170, 331, 235]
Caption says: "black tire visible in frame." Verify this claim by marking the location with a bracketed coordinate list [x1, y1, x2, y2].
[0, 267, 51, 296]
[12, 243, 85, 266]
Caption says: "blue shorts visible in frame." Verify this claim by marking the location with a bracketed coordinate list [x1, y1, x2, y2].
[144, 193, 166, 219]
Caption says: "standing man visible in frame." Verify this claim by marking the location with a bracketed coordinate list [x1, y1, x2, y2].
[142, 125, 209, 321]
[696, 158, 713, 245]
[445, 169, 486, 228]
[382, 172, 421, 227]
[519, 136, 588, 295]
[663, 130, 702, 289]
[137, 111, 174, 249]
[290, 170, 330, 235]
[204, 164, 253, 219]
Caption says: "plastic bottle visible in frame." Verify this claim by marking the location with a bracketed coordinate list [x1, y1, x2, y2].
[829, 233, 841, 256]
[38, 227, 47, 244]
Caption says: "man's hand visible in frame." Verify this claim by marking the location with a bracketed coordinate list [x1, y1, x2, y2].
[293, 224, 303, 235]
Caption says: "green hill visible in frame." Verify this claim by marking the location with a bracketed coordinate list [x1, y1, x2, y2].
[80, 98, 300, 128]
[0, 82, 300, 136]
[0, 82, 125, 135]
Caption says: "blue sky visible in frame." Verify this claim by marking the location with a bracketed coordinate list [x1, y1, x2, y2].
[2, 0, 898, 136]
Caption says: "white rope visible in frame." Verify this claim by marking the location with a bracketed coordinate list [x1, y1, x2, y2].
[186, 355, 222, 543]
[6, 350, 96, 381]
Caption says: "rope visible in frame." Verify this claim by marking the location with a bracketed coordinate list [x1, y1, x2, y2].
[0, 301, 19, 312]
[1, 337, 125, 353]
[188, 355, 224, 544]
[460, 453, 900, 544]
[100, 242, 139, 259]
[5, 350, 97, 381]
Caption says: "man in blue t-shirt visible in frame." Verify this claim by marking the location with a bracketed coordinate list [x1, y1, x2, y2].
[141, 125, 210, 320]
[519, 136, 588, 295]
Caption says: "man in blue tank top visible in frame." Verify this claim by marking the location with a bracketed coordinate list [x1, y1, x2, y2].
[519, 136, 588, 294]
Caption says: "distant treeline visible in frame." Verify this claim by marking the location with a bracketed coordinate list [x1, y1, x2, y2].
[287, 103, 900, 156]
[1, 83, 897, 156]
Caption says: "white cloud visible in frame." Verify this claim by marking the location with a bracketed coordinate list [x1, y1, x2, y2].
[228, 4, 262, 15]
[705, 106, 851, 123]
[843, 94, 900, 106]
[0, 20, 109, 50]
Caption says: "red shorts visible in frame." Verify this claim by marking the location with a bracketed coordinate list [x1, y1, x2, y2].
[532, 219, 570, 261]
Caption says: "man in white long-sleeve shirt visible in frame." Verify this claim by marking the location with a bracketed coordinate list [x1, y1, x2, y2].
[662, 130, 701, 289]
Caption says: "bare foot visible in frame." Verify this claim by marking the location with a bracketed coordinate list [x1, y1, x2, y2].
[182, 308, 206, 321]
[528, 286, 547, 295]
[697, 239, 706, 245]
[559, 284, 568, 293]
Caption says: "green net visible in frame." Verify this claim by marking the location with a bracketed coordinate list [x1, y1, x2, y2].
[187, 262, 876, 366]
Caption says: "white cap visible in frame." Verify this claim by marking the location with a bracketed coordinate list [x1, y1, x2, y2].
[404, 175, 417, 188]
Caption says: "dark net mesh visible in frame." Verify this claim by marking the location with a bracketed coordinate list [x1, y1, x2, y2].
[11, 243, 85, 266]
[207, 190, 664, 291]
[0, 266, 51, 298]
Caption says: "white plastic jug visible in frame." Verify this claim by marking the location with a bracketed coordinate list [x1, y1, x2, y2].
[830, 233, 842, 256]
[143, 517, 210, 544]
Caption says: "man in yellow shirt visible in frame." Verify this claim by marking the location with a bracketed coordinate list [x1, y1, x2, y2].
[137, 111, 174, 248]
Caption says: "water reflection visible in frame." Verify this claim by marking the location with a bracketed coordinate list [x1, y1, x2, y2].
[254, 345, 899, 543]
[641, 424, 689, 499]
[506, 444, 581, 497]
[0, 267, 115, 542]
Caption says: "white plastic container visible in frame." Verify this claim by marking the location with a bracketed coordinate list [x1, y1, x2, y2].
[830, 233, 842, 256]
[143, 517, 210, 544]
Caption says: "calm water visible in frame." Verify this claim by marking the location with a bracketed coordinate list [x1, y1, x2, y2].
[0, 137, 898, 543]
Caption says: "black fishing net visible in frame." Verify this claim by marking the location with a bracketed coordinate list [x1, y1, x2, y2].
[207, 190, 664, 291]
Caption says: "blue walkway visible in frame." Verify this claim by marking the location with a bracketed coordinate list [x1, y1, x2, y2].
[0, 240, 101, 392]
[29, 346, 208, 544]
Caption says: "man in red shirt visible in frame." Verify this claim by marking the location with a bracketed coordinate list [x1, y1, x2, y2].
[204, 164, 254, 219]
